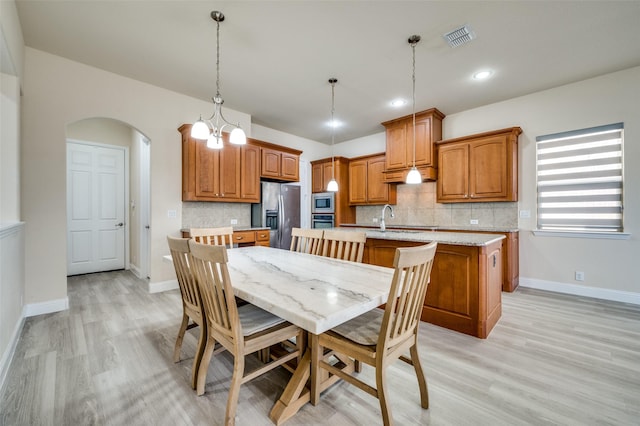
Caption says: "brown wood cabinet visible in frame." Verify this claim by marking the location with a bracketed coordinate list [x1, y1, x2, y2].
[364, 238, 503, 339]
[381, 108, 445, 183]
[182, 229, 270, 247]
[348, 153, 397, 205]
[310, 157, 355, 226]
[260, 146, 300, 182]
[437, 127, 521, 203]
[180, 124, 260, 202]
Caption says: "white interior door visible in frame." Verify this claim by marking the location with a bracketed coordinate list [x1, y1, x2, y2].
[67, 142, 126, 275]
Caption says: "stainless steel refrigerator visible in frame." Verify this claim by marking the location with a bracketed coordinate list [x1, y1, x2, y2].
[251, 182, 301, 249]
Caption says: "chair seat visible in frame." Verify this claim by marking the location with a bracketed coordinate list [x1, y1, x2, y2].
[238, 303, 286, 336]
[330, 308, 383, 346]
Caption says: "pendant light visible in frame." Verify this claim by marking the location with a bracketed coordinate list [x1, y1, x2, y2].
[405, 35, 422, 184]
[326, 78, 339, 192]
[191, 11, 246, 149]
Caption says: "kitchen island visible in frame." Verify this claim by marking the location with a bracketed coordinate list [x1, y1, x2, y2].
[338, 227, 505, 338]
[342, 223, 519, 292]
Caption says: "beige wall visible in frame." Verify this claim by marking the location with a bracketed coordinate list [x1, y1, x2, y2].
[20, 47, 252, 304]
[340, 67, 640, 297]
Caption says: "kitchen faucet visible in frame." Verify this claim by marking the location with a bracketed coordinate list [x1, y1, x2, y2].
[380, 204, 394, 232]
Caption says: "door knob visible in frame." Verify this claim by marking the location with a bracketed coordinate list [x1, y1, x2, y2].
[116, 222, 124, 227]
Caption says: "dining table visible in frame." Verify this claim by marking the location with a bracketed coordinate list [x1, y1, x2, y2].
[219, 245, 396, 424]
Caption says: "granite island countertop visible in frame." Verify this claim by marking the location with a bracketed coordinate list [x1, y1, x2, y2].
[340, 223, 519, 233]
[335, 227, 505, 247]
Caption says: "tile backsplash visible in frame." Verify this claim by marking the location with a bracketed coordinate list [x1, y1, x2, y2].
[182, 202, 251, 228]
[355, 182, 518, 228]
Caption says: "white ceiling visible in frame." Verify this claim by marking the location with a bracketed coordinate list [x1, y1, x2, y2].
[15, 1, 640, 144]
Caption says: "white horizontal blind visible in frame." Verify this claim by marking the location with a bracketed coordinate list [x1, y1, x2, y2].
[536, 123, 624, 232]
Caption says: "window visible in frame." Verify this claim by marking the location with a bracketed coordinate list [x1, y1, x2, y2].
[536, 123, 624, 234]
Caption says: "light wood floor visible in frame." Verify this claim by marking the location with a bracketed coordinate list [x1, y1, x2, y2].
[1, 270, 639, 425]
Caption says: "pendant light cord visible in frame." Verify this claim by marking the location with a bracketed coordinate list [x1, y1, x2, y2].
[215, 15, 221, 98]
[411, 39, 417, 168]
[331, 80, 336, 180]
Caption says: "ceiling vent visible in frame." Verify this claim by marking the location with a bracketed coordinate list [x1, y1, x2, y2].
[443, 25, 476, 48]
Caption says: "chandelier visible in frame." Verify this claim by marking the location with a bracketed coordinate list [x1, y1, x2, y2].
[191, 11, 246, 149]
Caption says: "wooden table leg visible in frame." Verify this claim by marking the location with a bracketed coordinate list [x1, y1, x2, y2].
[269, 349, 312, 425]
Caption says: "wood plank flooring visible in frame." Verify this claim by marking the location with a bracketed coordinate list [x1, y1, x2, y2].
[1, 270, 639, 425]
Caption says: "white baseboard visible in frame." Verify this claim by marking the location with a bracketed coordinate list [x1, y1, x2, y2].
[23, 297, 69, 317]
[149, 279, 178, 293]
[0, 308, 26, 395]
[129, 264, 141, 279]
[519, 278, 640, 305]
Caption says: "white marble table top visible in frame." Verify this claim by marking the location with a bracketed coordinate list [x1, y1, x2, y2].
[225, 246, 394, 335]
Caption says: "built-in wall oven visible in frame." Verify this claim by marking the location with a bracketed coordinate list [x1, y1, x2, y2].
[311, 214, 335, 229]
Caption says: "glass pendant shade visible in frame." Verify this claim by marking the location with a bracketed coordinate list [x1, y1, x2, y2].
[191, 119, 211, 140]
[207, 135, 224, 149]
[405, 166, 422, 184]
[327, 178, 339, 192]
[229, 127, 247, 145]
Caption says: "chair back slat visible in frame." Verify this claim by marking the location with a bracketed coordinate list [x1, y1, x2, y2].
[167, 236, 201, 312]
[188, 241, 240, 348]
[381, 242, 437, 351]
[190, 227, 234, 248]
[321, 230, 366, 263]
[290, 228, 324, 255]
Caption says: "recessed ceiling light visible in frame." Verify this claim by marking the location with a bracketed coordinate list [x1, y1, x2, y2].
[473, 70, 493, 80]
[390, 99, 406, 107]
[327, 119, 342, 128]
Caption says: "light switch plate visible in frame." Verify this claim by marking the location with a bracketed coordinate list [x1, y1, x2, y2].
[519, 210, 531, 218]
[470, 219, 479, 225]
[230, 219, 238, 225]
[167, 209, 177, 218]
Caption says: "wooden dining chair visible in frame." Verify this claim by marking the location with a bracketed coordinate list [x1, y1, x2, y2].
[166, 236, 207, 390]
[321, 230, 367, 263]
[188, 240, 304, 425]
[290, 227, 324, 255]
[313, 242, 438, 426]
[190, 226, 234, 247]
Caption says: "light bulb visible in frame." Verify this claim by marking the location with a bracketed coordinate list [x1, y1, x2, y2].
[207, 135, 224, 149]
[327, 179, 339, 192]
[191, 119, 210, 140]
[405, 167, 422, 184]
[229, 127, 247, 145]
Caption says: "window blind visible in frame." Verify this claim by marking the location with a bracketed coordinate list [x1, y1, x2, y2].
[536, 123, 624, 232]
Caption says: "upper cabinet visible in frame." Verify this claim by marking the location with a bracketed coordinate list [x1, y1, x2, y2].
[180, 125, 297, 203]
[348, 153, 397, 205]
[311, 157, 348, 194]
[436, 127, 522, 203]
[381, 108, 445, 183]
[259, 145, 300, 182]
[311, 157, 356, 226]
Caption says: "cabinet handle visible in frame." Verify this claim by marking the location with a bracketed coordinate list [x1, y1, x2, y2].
[236, 236, 243, 240]
[493, 254, 496, 267]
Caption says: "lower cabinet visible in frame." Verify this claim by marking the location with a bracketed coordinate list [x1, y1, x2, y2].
[182, 229, 270, 247]
[364, 238, 503, 339]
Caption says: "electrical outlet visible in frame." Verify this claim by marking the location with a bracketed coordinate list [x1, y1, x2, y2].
[372, 217, 378, 223]
[230, 219, 238, 225]
[167, 209, 176, 218]
[575, 271, 585, 281]
[470, 219, 479, 225]
[519, 210, 531, 218]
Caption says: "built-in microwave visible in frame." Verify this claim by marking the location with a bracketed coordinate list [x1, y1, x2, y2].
[311, 192, 335, 214]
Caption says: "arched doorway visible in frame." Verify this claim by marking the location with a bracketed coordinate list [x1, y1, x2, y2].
[65, 117, 151, 279]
